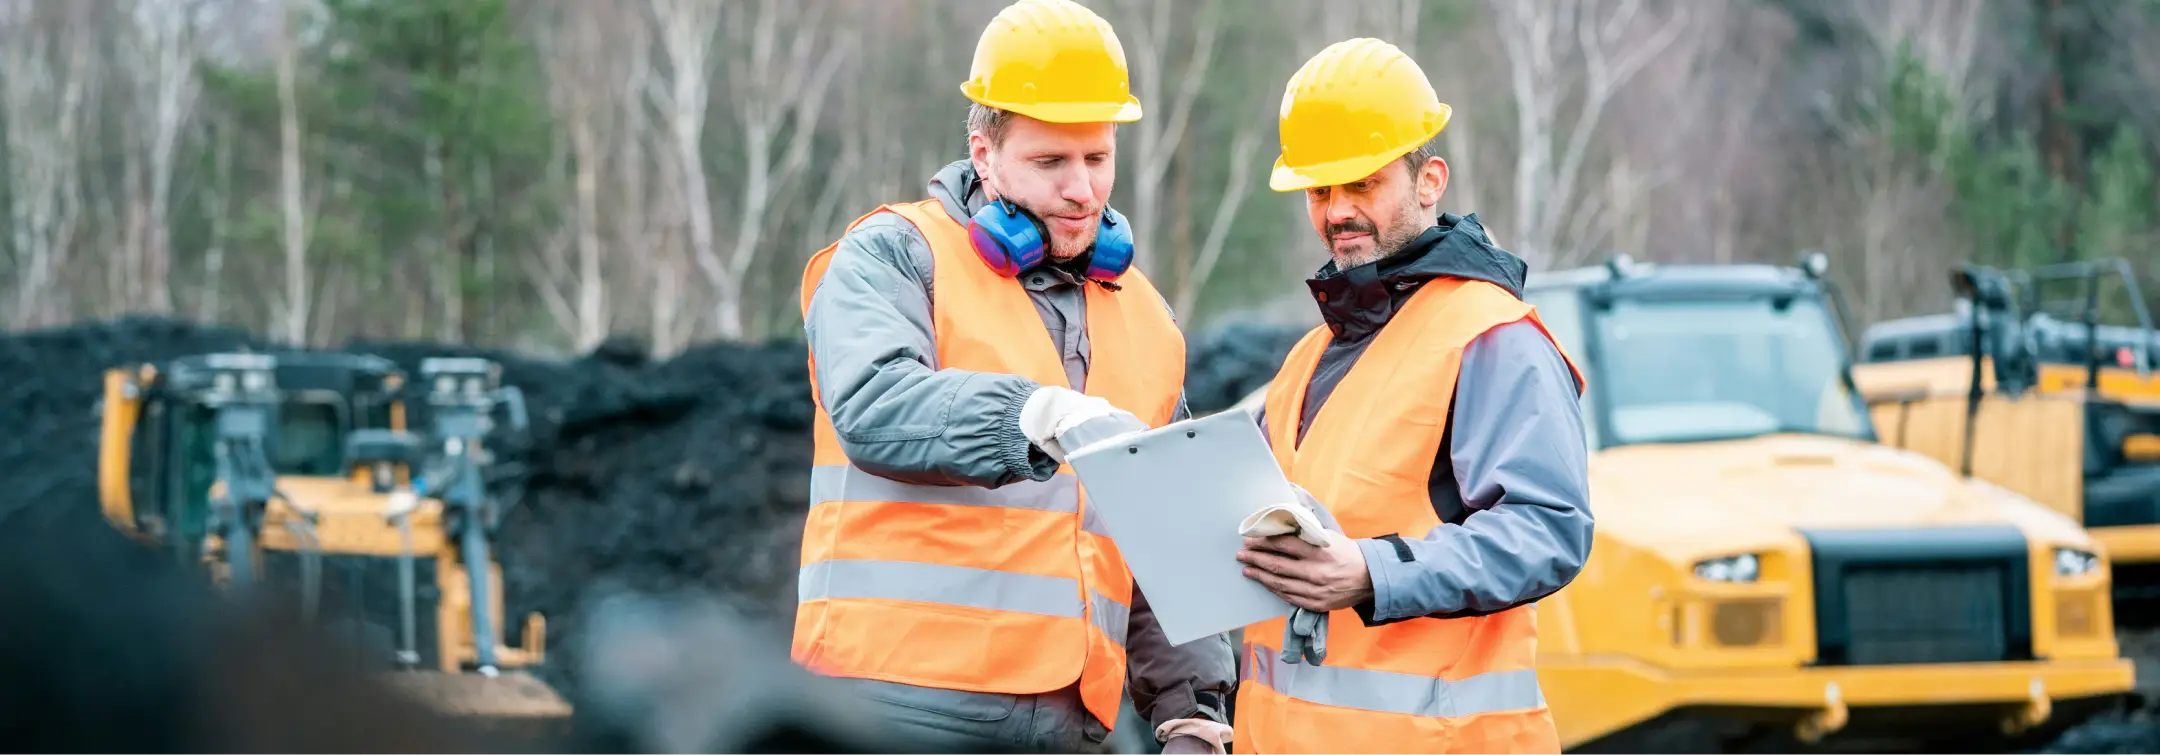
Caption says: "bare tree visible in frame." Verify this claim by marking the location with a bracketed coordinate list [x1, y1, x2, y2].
[1835, 0, 1995, 125]
[1488, 0, 1689, 268]
[1111, 0, 1221, 276]
[646, 0, 723, 342]
[1173, 120, 1264, 316]
[706, 0, 849, 340]
[534, 0, 636, 352]
[195, 111, 235, 321]
[115, 0, 203, 315]
[3, 1, 98, 327]
[273, 0, 309, 344]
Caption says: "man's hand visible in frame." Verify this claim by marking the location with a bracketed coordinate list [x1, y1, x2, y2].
[1161, 735, 1217, 754]
[1155, 718, 1232, 754]
[1236, 531, 1372, 613]
[1019, 385, 1140, 461]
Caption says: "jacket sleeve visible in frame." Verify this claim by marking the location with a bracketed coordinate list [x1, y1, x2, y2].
[803, 212, 1058, 488]
[1351, 319, 1595, 622]
[1119, 397, 1237, 732]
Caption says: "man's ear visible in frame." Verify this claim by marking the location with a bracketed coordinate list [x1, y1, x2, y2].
[968, 132, 995, 198]
[1418, 156, 1449, 209]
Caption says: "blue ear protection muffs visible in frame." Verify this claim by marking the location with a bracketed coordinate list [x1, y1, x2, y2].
[967, 196, 1135, 283]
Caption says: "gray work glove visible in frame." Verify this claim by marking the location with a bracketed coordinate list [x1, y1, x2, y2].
[1237, 483, 1344, 666]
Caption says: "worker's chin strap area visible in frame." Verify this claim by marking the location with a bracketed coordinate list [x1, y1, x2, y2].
[1237, 487, 1343, 666]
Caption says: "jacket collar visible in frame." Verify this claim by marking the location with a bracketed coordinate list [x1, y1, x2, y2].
[1306, 212, 1528, 340]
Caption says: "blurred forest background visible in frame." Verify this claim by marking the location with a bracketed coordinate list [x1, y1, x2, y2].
[2, 0, 2158, 357]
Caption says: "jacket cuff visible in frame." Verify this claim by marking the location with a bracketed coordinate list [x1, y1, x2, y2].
[1143, 681, 1228, 732]
[1356, 537, 1415, 625]
[997, 384, 1057, 482]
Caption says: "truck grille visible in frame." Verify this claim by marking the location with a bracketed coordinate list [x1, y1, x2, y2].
[1803, 526, 2032, 666]
[1841, 563, 2009, 664]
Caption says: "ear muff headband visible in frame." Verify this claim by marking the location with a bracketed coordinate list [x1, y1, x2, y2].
[967, 197, 1135, 282]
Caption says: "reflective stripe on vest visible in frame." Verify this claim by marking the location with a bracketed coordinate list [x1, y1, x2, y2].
[791, 197, 1184, 728]
[1232, 276, 1584, 755]
[1241, 642, 1544, 718]
[807, 464, 1116, 537]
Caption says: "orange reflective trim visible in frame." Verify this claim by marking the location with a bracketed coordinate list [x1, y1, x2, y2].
[799, 500, 1083, 578]
[1080, 531, 1132, 605]
[794, 194, 1185, 728]
[1079, 629, 1131, 724]
[1240, 277, 1576, 753]
[795, 597, 1089, 694]
[811, 416, 849, 466]
[890, 200, 1074, 391]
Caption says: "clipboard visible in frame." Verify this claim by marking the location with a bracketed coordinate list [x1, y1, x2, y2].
[1066, 408, 1296, 646]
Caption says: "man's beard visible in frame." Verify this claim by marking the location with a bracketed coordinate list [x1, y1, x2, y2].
[984, 167, 1098, 260]
[1327, 200, 1426, 269]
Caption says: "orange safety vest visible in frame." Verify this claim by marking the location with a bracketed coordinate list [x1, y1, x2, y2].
[791, 198, 1186, 728]
[1233, 276, 1585, 754]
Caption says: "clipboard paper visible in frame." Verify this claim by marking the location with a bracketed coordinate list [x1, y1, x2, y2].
[1065, 409, 1297, 646]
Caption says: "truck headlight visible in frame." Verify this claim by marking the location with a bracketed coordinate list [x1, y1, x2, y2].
[2054, 547, 2100, 578]
[1695, 553, 1761, 583]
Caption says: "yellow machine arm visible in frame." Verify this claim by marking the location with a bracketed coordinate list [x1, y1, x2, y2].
[98, 366, 148, 538]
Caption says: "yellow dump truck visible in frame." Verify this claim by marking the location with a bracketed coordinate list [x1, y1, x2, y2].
[1851, 259, 2160, 626]
[1231, 254, 2136, 751]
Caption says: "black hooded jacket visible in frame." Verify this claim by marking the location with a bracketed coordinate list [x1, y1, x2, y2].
[1257, 212, 1595, 625]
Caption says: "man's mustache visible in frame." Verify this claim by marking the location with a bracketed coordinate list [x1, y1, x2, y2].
[1327, 219, 1376, 240]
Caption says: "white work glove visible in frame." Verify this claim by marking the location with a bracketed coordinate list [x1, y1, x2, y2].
[1156, 718, 1234, 754]
[1238, 483, 1343, 666]
[1018, 385, 1144, 462]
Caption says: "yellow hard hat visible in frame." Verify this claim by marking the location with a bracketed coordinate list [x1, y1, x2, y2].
[960, 0, 1143, 124]
[1270, 38, 1452, 192]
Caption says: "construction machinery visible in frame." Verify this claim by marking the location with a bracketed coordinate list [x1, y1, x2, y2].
[95, 350, 571, 726]
[1851, 259, 2160, 625]
[1229, 253, 2136, 751]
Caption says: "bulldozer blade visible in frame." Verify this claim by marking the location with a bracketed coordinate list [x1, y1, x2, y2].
[378, 669, 573, 720]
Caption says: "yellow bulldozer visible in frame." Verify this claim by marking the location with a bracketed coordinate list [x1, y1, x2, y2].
[1851, 259, 2160, 626]
[95, 350, 571, 726]
[1229, 253, 2135, 751]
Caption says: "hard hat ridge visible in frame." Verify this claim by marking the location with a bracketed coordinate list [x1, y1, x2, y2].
[961, 0, 1144, 124]
[1270, 37, 1452, 192]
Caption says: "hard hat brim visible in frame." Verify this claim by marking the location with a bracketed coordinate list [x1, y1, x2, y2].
[1268, 118, 1449, 192]
[1269, 152, 1401, 193]
[961, 85, 1145, 124]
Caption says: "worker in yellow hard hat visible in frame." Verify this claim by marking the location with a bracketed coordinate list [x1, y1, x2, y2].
[1229, 38, 1594, 753]
[791, 1, 1235, 753]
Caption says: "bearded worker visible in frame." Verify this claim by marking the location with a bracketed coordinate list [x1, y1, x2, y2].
[1230, 37, 1596, 754]
[790, 1, 1237, 753]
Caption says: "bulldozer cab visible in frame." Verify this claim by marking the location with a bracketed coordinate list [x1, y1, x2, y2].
[112, 351, 404, 553]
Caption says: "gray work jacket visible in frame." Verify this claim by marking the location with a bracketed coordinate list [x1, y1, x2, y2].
[802, 158, 1235, 729]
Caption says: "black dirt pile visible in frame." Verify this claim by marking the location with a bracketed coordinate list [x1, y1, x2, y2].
[1181, 320, 1308, 415]
[0, 315, 260, 514]
[337, 332, 818, 706]
[0, 313, 1301, 707]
